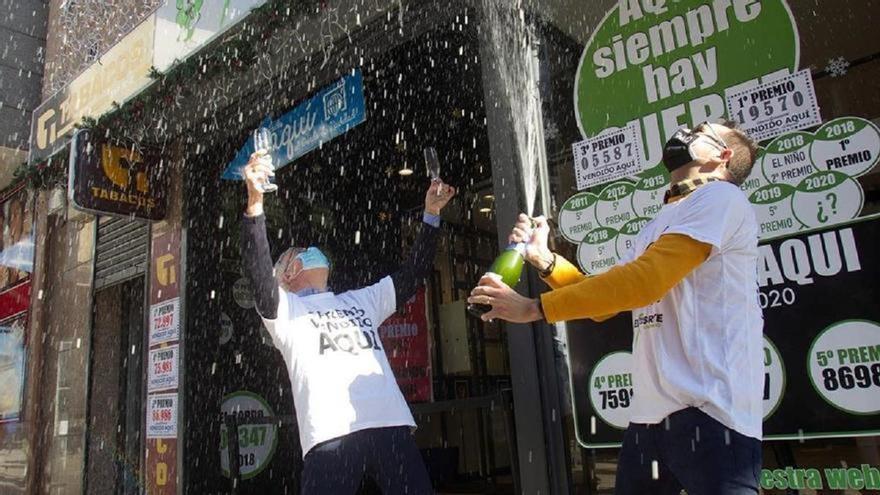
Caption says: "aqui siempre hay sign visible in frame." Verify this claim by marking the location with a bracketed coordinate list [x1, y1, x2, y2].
[222, 69, 367, 180]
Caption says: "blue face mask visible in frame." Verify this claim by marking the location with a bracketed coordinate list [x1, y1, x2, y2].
[295, 247, 330, 271]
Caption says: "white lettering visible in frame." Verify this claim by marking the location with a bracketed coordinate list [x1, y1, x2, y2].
[779, 238, 814, 285]
[618, 0, 644, 27]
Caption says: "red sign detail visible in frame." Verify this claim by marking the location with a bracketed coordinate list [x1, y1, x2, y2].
[149, 226, 180, 304]
[378, 287, 432, 403]
[145, 438, 177, 493]
[0, 281, 31, 322]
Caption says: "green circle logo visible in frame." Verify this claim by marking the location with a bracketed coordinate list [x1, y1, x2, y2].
[575, 0, 799, 165]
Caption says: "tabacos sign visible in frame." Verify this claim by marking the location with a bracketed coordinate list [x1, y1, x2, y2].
[69, 129, 169, 220]
[575, 0, 799, 161]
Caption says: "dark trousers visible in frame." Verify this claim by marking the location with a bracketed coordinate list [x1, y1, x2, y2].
[301, 426, 433, 495]
[615, 408, 761, 495]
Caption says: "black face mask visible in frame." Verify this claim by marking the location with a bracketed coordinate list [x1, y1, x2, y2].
[662, 128, 700, 172]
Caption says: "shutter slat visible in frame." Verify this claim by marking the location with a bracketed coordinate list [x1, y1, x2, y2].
[94, 216, 149, 288]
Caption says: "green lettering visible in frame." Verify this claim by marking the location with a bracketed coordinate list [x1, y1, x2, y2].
[847, 348, 859, 365]
[848, 467, 865, 489]
[773, 468, 788, 489]
[824, 468, 848, 489]
[862, 464, 880, 489]
[806, 468, 822, 489]
[760, 469, 775, 490]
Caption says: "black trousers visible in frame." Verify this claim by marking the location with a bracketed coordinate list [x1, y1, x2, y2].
[615, 408, 762, 495]
[301, 426, 433, 495]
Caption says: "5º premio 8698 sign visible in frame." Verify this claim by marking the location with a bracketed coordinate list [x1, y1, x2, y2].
[808, 320, 880, 415]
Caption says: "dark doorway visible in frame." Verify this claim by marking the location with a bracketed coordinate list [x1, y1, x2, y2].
[85, 277, 145, 495]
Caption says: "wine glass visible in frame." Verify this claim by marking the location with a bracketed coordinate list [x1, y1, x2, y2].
[424, 146, 441, 195]
[252, 127, 278, 193]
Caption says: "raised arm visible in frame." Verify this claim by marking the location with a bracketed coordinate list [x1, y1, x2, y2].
[240, 213, 279, 319]
[240, 151, 279, 319]
[390, 180, 455, 310]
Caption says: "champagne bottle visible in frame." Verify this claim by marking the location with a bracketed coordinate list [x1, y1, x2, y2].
[467, 242, 526, 317]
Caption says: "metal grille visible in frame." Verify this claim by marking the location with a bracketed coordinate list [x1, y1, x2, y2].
[94, 216, 149, 289]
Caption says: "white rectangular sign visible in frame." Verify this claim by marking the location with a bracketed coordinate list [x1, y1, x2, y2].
[726, 69, 821, 142]
[148, 344, 179, 392]
[572, 123, 644, 191]
[153, 0, 267, 72]
[149, 297, 180, 347]
[146, 392, 178, 439]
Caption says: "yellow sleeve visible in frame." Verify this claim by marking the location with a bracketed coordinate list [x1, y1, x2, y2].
[540, 255, 617, 322]
[540, 234, 712, 324]
[541, 254, 586, 289]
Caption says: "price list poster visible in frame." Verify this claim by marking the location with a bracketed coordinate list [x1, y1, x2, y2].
[144, 222, 182, 492]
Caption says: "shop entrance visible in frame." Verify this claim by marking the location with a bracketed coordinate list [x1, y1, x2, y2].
[184, 8, 517, 494]
[84, 277, 145, 495]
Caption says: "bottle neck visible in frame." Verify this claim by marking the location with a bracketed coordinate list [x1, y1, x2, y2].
[506, 241, 527, 256]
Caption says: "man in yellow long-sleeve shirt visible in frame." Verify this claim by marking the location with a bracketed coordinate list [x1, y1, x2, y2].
[469, 120, 763, 495]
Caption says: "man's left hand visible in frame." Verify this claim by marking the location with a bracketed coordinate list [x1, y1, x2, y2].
[425, 180, 456, 215]
[468, 274, 543, 323]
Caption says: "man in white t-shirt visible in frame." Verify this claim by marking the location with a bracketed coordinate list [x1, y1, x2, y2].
[240, 150, 455, 494]
[469, 120, 764, 494]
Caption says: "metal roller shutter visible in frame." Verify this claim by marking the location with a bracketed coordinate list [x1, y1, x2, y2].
[93, 216, 149, 289]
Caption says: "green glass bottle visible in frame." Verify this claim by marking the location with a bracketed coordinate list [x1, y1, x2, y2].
[467, 242, 526, 317]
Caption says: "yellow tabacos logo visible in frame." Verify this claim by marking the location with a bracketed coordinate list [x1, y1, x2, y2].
[90, 144, 156, 208]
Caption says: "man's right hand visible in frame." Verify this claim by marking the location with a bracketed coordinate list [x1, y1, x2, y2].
[244, 151, 272, 217]
[509, 213, 554, 272]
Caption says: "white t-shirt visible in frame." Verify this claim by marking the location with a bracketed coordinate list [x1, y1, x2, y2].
[624, 181, 764, 439]
[260, 276, 415, 456]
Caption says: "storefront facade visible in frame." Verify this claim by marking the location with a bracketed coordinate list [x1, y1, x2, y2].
[7, 0, 880, 494]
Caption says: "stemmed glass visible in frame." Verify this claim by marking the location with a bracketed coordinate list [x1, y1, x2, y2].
[253, 127, 278, 193]
[424, 146, 441, 195]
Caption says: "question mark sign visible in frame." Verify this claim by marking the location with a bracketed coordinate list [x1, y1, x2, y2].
[826, 193, 838, 215]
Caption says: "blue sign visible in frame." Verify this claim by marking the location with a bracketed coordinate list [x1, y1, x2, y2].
[222, 69, 367, 180]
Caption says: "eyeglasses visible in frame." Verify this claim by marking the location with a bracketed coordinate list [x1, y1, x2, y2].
[693, 121, 728, 150]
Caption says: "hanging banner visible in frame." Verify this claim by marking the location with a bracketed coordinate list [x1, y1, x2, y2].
[566, 217, 880, 448]
[69, 129, 169, 220]
[378, 288, 432, 403]
[222, 69, 367, 180]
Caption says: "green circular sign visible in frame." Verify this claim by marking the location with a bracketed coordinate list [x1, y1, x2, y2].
[575, 0, 799, 157]
[220, 391, 279, 480]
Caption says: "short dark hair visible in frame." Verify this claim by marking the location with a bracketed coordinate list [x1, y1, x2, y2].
[718, 118, 759, 185]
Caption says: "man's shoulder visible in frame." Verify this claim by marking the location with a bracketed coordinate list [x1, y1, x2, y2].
[693, 180, 745, 199]
[685, 180, 752, 212]
[341, 276, 394, 299]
